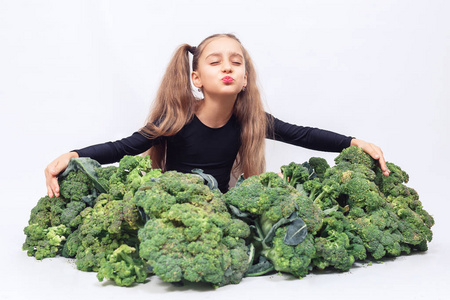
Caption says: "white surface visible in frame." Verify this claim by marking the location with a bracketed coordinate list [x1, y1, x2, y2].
[1, 1, 449, 299]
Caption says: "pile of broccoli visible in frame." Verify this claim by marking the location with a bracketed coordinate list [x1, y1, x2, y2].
[23, 147, 434, 287]
[279, 146, 434, 273]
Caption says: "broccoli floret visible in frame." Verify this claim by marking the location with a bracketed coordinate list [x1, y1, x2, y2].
[57, 157, 110, 204]
[334, 146, 376, 170]
[280, 162, 311, 187]
[226, 172, 298, 224]
[375, 162, 409, 196]
[261, 228, 316, 278]
[312, 211, 360, 271]
[136, 171, 250, 287]
[396, 206, 433, 245]
[97, 244, 149, 286]
[61, 228, 82, 258]
[107, 155, 161, 199]
[23, 224, 71, 259]
[376, 162, 435, 229]
[295, 193, 323, 235]
[24, 195, 77, 260]
[341, 176, 385, 212]
[73, 194, 142, 272]
[59, 170, 95, 202]
[281, 161, 319, 188]
[60, 201, 86, 229]
[308, 157, 330, 179]
[27, 196, 66, 227]
[303, 178, 341, 210]
[313, 231, 355, 271]
[95, 166, 118, 193]
[225, 172, 319, 278]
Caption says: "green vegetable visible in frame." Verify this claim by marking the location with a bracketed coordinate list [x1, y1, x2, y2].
[97, 244, 149, 286]
[23, 224, 71, 260]
[135, 171, 250, 287]
[70, 194, 143, 272]
[225, 172, 320, 278]
[23, 158, 108, 259]
[22, 148, 434, 287]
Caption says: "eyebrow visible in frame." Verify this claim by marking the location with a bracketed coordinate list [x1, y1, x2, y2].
[205, 52, 244, 60]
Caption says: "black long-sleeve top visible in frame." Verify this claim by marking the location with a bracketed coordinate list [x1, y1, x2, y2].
[74, 114, 352, 192]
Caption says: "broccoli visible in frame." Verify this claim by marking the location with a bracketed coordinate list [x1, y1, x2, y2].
[308, 157, 330, 179]
[27, 196, 66, 228]
[23, 224, 71, 260]
[136, 171, 250, 287]
[60, 201, 86, 229]
[22, 149, 435, 287]
[71, 194, 143, 272]
[334, 146, 376, 169]
[95, 165, 118, 193]
[313, 233, 355, 271]
[23, 158, 114, 260]
[58, 157, 110, 203]
[225, 172, 298, 225]
[312, 146, 433, 260]
[260, 227, 316, 278]
[312, 211, 360, 271]
[59, 170, 96, 203]
[281, 161, 319, 188]
[97, 244, 149, 286]
[375, 162, 435, 230]
[280, 162, 311, 187]
[341, 176, 385, 212]
[303, 178, 341, 210]
[296, 193, 323, 235]
[225, 172, 320, 278]
[107, 155, 160, 199]
[61, 228, 82, 258]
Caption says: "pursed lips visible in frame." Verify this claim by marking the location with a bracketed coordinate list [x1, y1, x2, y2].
[222, 76, 234, 83]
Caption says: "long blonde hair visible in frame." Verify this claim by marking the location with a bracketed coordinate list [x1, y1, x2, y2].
[140, 33, 270, 178]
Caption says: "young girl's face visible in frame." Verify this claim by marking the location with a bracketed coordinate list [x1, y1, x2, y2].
[192, 37, 247, 99]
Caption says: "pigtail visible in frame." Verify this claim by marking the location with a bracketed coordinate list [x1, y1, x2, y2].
[233, 47, 268, 178]
[140, 44, 197, 169]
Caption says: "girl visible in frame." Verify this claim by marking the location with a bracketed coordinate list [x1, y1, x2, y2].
[45, 33, 389, 196]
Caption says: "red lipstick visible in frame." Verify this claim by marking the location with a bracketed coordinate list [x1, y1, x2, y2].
[222, 76, 234, 83]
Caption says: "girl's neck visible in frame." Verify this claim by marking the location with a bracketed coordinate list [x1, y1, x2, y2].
[195, 94, 236, 128]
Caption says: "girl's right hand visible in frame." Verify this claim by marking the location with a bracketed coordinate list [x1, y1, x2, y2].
[45, 152, 79, 198]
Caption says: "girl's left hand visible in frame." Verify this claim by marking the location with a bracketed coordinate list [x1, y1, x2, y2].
[350, 139, 390, 176]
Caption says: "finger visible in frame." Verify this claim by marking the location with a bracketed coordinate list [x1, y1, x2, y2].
[377, 154, 390, 176]
[47, 185, 54, 198]
[45, 168, 53, 197]
[370, 145, 390, 176]
[50, 177, 60, 197]
[45, 167, 60, 197]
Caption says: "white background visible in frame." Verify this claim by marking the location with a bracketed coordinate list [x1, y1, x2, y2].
[1, 0, 449, 299]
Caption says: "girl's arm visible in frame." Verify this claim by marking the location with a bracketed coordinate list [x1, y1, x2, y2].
[268, 114, 390, 176]
[267, 114, 353, 152]
[73, 132, 157, 164]
[45, 131, 158, 197]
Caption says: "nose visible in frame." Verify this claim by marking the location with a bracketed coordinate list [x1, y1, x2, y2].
[222, 60, 232, 73]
